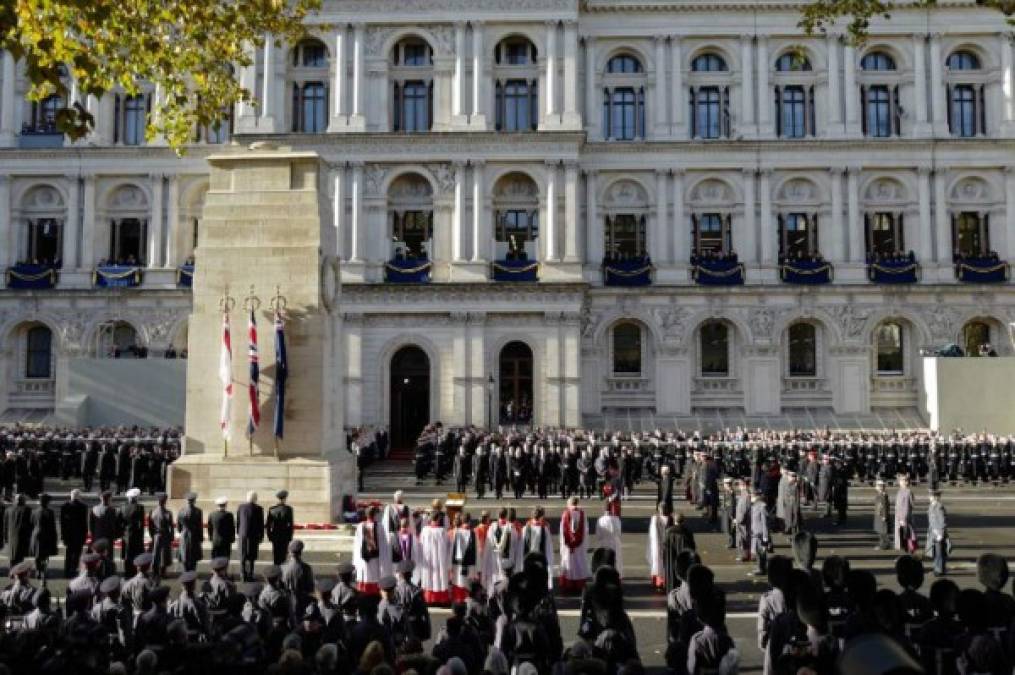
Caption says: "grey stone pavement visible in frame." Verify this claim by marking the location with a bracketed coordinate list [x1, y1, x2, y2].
[15, 463, 1015, 673]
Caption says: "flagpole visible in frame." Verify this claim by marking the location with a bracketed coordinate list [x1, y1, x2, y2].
[244, 286, 262, 458]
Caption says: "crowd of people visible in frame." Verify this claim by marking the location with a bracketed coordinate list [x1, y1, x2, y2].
[0, 426, 181, 498]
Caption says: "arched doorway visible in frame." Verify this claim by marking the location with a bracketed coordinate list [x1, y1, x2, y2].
[390, 346, 430, 449]
[499, 341, 533, 424]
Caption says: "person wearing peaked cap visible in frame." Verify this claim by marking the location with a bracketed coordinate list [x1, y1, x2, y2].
[397, 559, 415, 577]
[122, 548, 158, 615]
[734, 480, 752, 564]
[926, 490, 949, 577]
[266, 490, 294, 566]
[332, 562, 361, 624]
[282, 538, 315, 618]
[240, 581, 263, 599]
[135, 584, 172, 647]
[236, 491, 265, 583]
[874, 479, 892, 551]
[148, 491, 175, 579]
[313, 578, 344, 644]
[99, 574, 122, 595]
[120, 485, 146, 578]
[379, 575, 396, 592]
[90, 538, 117, 582]
[176, 489, 204, 573]
[211, 557, 229, 571]
[206, 555, 236, 617]
[208, 494, 236, 561]
[895, 474, 915, 552]
[748, 488, 771, 577]
[29, 492, 57, 586]
[169, 568, 210, 638]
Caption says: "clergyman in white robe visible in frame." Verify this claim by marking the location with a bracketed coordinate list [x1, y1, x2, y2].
[595, 511, 624, 577]
[352, 514, 392, 595]
[483, 515, 521, 595]
[418, 519, 451, 605]
[646, 506, 672, 590]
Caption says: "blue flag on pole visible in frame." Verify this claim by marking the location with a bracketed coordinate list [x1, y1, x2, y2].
[273, 312, 288, 439]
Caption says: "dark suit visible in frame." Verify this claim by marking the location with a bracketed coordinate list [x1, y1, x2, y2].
[60, 498, 88, 577]
[207, 508, 236, 560]
[266, 502, 294, 566]
[88, 503, 119, 545]
[5, 502, 33, 566]
[119, 501, 146, 577]
[236, 501, 264, 581]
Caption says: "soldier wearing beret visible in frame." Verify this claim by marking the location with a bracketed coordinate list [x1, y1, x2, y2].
[266, 490, 294, 566]
[205, 557, 236, 615]
[122, 553, 157, 615]
[313, 578, 345, 644]
[169, 570, 209, 639]
[93, 575, 133, 656]
[68, 552, 101, 598]
[2, 561, 37, 613]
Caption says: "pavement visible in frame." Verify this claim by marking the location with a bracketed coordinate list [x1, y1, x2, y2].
[14, 465, 1015, 673]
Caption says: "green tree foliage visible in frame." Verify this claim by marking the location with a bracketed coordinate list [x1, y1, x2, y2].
[800, 0, 1015, 44]
[1, 0, 322, 153]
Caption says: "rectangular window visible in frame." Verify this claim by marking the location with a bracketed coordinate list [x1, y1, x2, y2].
[26, 218, 62, 265]
[868, 212, 903, 257]
[954, 212, 987, 258]
[876, 324, 904, 374]
[694, 213, 727, 255]
[403, 44, 429, 66]
[780, 86, 807, 138]
[292, 82, 327, 133]
[864, 85, 892, 138]
[610, 88, 637, 140]
[700, 323, 729, 377]
[496, 210, 538, 243]
[605, 214, 646, 258]
[782, 212, 814, 258]
[503, 80, 531, 132]
[950, 84, 977, 138]
[122, 95, 147, 146]
[26, 328, 52, 379]
[110, 218, 146, 265]
[393, 210, 432, 257]
[694, 87, 722, 139]
[401, 81, 430, 132]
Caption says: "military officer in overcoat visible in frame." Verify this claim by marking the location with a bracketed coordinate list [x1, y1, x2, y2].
[176, 492, 204, 572]
[266, 490, 294, 566]
[148, 492, 175, 578]
[207, 496, 236, 560]
[237, 491, 265, 582]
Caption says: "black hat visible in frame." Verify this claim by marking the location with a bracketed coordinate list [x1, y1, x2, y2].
[895, 555, 925, 591]
[288, 540, 304, 554]
[133, 552, 154, 568]
[185, 492, 198, 501]
[101, 490, 113, 500]
[674, 550, 700, 582]
[99, 576, 122, 594]
[397, 560, 415, 576]
[211, 557, 229, 571]
[155, 492, 168, 500]
[276, 490, 288, 500]
[379, 575, 397, 591]
[768, 556, 793, 593]
[264, 565, 282, 580]
[686, 564, 715, 603]
[336, 561, 354, 575]
[149, 585, 171, 604]
[977, 553, 1009, 592]
[316, 578, 336, 594]
[791, 531, 818, 570]
[179, 570, 198, 584]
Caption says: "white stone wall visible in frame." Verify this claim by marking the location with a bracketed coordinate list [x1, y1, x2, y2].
[2, 1, 1015, 426]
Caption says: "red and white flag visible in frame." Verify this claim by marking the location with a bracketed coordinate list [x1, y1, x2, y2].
[219, 313, 233, 441]
[247, 309, 261, 437]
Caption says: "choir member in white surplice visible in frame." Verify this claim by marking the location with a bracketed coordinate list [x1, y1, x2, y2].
[595, 503, 624, 577]
[521, 506, 555, 589]
[558, 497, 591, 593]
[450, 513, 479, 603]
[352, 506, 392, 596]
[646, 502, 673, 591]
[482, 507, 521, 595]
[418, 513, 451, 605]
[382, 490, 412, 541]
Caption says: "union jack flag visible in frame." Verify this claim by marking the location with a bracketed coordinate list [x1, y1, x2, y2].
[247, 309, 260, 437]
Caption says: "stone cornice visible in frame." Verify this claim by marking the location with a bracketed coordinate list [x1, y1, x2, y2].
[582, 0, 984, 13]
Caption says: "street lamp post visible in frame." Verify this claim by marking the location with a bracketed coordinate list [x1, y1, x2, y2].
[486, 373, 495, 427]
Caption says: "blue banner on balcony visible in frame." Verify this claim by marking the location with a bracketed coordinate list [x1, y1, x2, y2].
[868, 260, 919, 284]
[693, 259, 745, 286]
[955, 259, 1009, 283]
[5, 264, 57, 290]
[779, 260, 833, 285]
[604, 258, 653, 287]
[492, 259, 539, 282]
[94, 265, 142, 288]
[384, 258, 432, 283]
[177, 264, 195, 288]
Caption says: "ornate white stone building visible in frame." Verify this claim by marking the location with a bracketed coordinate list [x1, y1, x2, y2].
[2, 0, 1015, 441]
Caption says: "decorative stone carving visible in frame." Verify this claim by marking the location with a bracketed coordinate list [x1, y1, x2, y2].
[56, 313, 88, 355]
[951, 177, 990, 203]
[364, 27, 393, 57]
[580, 303, 598, 339]
[652, 307, 689, 343]
[603, 180, 648, 208]
[144, 309, 185, 347]
[388, 173, 433, 200]
[107, 184, 148, 209]
[363, 166, 389, 197]
[428, 25, 455, 55]
[21, 185, 64, 210]
[426, 163, 456, 195]
[336, 0, 574, 13]
[827, 304, 871, 341]
[493, 173, 538, 199]
[689, 178, 730, 205]
[864, 178, 905, 203]
[748, 308, 776, 340]
[923, 306, 959, 342]
[778, 178, 817, 203]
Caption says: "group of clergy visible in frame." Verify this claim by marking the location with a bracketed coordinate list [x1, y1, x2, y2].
[350, 491, 625, 603]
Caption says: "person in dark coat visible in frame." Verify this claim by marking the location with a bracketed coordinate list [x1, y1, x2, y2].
[266, 490, 294, 567]
[149, 492, 175, 578]
[80, 442, 98, 492]
[88, 490, 119, 546]
[237, 491, 265, 582]
[60, 488, 89, 578]
[281, 539, 315, 619]
[208, 496, 236, 560]
[816, 456, 834, 516]
[98, 444, 117, 493]
[115, 443, 132, 494]
[686, 587, 738, 675]
[472, 446, 489, 499]
[30, 492, 58, 584]
[663, 512, 697, 593]
[119, 488, 146, 578]
[6, 493, 33, 566]
[830, 460, 849, 526]
[873, 479, 892, 550]
[176, 492, 204, 572]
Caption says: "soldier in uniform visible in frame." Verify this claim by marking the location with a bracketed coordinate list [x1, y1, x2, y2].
[93, 575, 132, 658]
[205, 557, 236, 615]
[80, 441, 98, 492]
[119, 488, 146, 578]
[68, 552, 101, 598]
[148, 492, 175, 578]
[748, 491, 770, 577]
[29, 492, 58, 585]
[236, 491, 264, 582]
[873, 479, 891, 550]
[281, 539, 315, 619]
[60, 488, 89, 579]
[313, 578, 345, 644]
[377, 575, 410, 645]
[394, 559, 430, 641]
[87, 490, 118, 550]
[734, 480, 752, 563]
[98, 444, 116, 493]
[473, 445, 489, 499]
[208, 496, 236, 560]
[134, 584, 172, 649]
[332, 561, 360, 624]
[176, 492, 204, 572]
[169, 569, 209, 639]
[122, 552, 158, 615]
[2, 561, 37, 613]
[719, 478, 736, 548]
[266, 490, 294, 566]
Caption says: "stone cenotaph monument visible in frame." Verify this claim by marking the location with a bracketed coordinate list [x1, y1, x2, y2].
[167, 145, 349, 523]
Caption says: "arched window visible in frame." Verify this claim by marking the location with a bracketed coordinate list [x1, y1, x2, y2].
[602, 180, 649, 260]
[875, 322, 904, 374]
[861, 51, 896, 71]
[387, 174, 434, 260]
[775, 53, 812, 72]
[97, 321, 142, 358]
[692, 53, 727, 72]
[612, 323, 642, 375]
[493, 173, 539, 260]
[700, 321, 729, 377]
[963, 321, 991, 356]
[953, 211, 989, 258]
[788, 323, 817, 377]
[947, 51, 981, 71]
[602, 53, 646, 140]
[19, 186, 65, 266]
[392, 38, 434, 133]
[292, 40, 327, 68]
[104, 185, 150, 266]
[494, 37, 538, 132]
[25, 326, 53, 379]
[689, 52, 730, 139]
